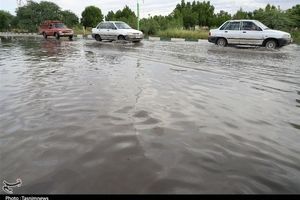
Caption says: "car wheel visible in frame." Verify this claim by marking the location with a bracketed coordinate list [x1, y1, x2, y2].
[69, 35, 73, 41]
[43, 32, 47, 39]
[216, 38, 227, 47]
[55, 33, 60, 40]
[95, 34, 102, 41]
[118, 35, 126, 41]
[265, 40, 277, 49]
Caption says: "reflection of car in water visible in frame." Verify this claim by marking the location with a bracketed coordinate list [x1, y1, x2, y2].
[208, 20, 292, 49]
[92, 21, 144, 43]
[38, 20, 74, 40]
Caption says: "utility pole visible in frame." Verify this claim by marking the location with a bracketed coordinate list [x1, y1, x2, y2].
[137, 0, 140, 30]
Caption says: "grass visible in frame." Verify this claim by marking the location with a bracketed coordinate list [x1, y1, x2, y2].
[72, 26, 92, 36]
[156, 28, 209, 40]
[291, 30, 300, 44]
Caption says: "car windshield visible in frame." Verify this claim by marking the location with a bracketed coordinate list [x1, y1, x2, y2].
[255, 21, 269, 30]
[114, 22, 131, 29]
[54, 23, 66, 28]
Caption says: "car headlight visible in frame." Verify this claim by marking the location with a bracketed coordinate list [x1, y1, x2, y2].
[284, 34, 291, 38]
[59, 31, 62, 34]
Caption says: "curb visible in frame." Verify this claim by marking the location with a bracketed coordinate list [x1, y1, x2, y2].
[171, 38, 185, 42]
[148, 36, 160, 41]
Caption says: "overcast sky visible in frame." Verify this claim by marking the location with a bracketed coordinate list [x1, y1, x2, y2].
[1, 0, 299, 18]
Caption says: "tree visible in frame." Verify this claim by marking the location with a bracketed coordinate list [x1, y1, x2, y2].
[111, 6, 137, 28]
[105, 11, 115, 21]
[140, 17, 160, 35]
[15, 1, 62, 32]
[0, 10, 14, 31]
[213, 10, 231, 27]
[15, 1, 41, 32]
[253, 4, 294, 30]
[61, 10, 79, 27]
[287, 4, 300, 28]
[233, 8, 251, 19]
[81, 6, 103, 29]
[38, 1, 61, 20]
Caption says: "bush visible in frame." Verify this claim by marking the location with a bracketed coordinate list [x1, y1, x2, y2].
[156, 28, 209, 40]
[291, 30, 300, 44]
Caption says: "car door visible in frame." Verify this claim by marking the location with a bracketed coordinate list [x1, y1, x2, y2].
[98, 23, 109, 39]
[222, 21, 242, 44]
[240, 21, 264, 45]
[46, 24, 54, 36]
[106, 23, 118, 40]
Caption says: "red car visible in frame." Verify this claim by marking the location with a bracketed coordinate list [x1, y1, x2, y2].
[38, 20, 74, 40]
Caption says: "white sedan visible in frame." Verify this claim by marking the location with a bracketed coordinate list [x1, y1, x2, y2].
[92, 21, 144, 43]
[208, 20, 292, 49]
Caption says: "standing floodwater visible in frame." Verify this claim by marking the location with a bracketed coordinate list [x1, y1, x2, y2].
[0, 38, 300, 194]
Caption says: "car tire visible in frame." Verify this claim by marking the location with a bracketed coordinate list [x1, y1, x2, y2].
[95, 34, 102, 41]
[43, 32, 47, 39]
[265, 40, 277, 49]
[118, 35, 126, 41]
[216, 38, 227, 47]
[69, 35, 73, 41]
[55, 33, 60, 40]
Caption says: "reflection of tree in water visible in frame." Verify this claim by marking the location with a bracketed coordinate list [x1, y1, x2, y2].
[39, 40, 74, 58]
[17, 39, 76, 61]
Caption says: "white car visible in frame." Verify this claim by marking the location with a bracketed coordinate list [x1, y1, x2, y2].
[208, 20, 292, 49]
[92, 21, 144, 43]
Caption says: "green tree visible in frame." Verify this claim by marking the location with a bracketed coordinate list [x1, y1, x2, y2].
[253, 4, 294, 30]
[38, 1, 61, 20]
[15, 1, 40, 32]
[105, 11, 115, 21]
[60, 10, 79, 27]
[233, 8, 251, 19]
[172, 0, 215, 28]
[0, 10, 14, 31]
[140, 17, 160, 35]
[81, 6, 103, 29]
[287, 4, 300, 28]
[213, 10, 231, 27]
[112, 6, 137, 28]
[15, 1, 62, 32]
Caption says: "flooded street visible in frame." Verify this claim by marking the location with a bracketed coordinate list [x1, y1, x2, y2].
[1, 38, 300, 194]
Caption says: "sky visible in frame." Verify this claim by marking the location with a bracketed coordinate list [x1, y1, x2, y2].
[0, 0, 299, 18]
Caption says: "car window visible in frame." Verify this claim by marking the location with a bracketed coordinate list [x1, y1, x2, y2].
[54, 23, 66, 28]
[219, 22, 229, 30]
[224, 22, 240, 30]
[107, 23, 116, 29]
[115, 22, 132, 29]
[98, 23, 108, 29]
[242, 21, 262, 31]
[255, 21, 269, 30]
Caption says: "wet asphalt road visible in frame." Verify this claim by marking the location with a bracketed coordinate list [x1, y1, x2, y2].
[0, 38, 300, 194]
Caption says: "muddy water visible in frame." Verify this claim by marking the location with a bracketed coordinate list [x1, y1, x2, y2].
[0, 38, 300, 194]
